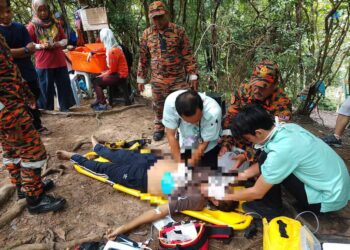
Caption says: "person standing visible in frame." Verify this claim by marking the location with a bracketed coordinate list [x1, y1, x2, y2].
[137, 1, 198, 141]
[0, 2, 50, 134]
[321, 96, 350, 147]
[0, 0, 66, 214]
[27, 0, 75, 112]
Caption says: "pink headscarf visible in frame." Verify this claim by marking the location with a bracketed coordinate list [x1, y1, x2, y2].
[31, 0, 58, 41]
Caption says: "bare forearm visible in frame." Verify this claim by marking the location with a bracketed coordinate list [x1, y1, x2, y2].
[224, 176, 272, 201]
[189, 142, 209, 166]
[224, 187, 261, 201]
[10, 48, 27, 58]
[237, 163, 260, 181]
[167, 134, 181, 162]
[107, 205, 169, 238]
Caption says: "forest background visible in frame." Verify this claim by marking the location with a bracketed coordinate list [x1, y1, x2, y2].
[11, 0, 350, 115]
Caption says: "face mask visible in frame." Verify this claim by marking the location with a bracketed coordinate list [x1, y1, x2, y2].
[253, 126, 278, 150]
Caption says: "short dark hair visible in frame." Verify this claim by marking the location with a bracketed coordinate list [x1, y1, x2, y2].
[210, 200, 239, 212]
[175, 90, 203, 116]
[6, 0, 10, 7]
[230, 104, 274, 137]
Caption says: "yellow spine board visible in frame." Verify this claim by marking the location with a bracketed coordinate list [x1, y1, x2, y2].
[74, 152, 253, 230]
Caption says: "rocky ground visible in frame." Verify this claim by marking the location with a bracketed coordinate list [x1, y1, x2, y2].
[0, 98, 349, 249]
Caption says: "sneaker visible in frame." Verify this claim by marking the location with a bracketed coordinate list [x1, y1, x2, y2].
[153, 130, 164, 141]
[17, 179, 55, 199]
[27, 194, 66, 214]
[320, 134, 342, 147]
[242, 200, 282, 220]
[92, 103, 108, 111]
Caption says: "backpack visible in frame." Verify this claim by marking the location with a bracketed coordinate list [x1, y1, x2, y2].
[159, 221, 233, 250]
[263, 216, 321, 250]
[120, 44, 133, 70]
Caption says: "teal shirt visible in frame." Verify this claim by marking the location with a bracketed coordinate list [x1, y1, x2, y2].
[260, 123, 350, 213]
[162, 90, 222, 153]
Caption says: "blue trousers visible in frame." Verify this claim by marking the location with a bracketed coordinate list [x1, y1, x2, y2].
[71, 144, 158, 192]
[36, 67, 76, 111]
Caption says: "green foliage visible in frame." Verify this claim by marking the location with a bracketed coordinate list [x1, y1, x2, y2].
[317, 97, 337, 111]
[8, 0, 350, 113]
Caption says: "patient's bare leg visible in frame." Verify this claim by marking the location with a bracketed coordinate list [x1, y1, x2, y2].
[91, 135, 99, 148]
[56, 150, 75, 160]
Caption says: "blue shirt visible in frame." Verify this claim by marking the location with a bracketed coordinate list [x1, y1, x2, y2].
[0, 22, 37, 82]
[260, 123, 350, 213]
[162, 90, 222, 153]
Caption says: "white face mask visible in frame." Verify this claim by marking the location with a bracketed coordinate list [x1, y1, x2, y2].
[253, 126, 278, 150]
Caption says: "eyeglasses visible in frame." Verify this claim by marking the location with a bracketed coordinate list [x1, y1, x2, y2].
[158, 33, 167, 54]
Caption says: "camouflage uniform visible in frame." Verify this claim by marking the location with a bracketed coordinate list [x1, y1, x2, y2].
[0, 34, 46, 198]
[137, 2, 198, 132]
[223, 59, 292, 162]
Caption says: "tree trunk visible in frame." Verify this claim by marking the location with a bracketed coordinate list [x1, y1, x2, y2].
[298, 0, 348, 115]
[192, 0, 201, 48]
[142, 0, 150, 27]
[57, 0, 68, 19]
[168, 0, 175, 22]
[210, 0, 221, 89]
[182, 0, 187, 26]
[295, 0, 304, 90]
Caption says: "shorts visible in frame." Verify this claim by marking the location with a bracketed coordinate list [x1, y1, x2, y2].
[338, 97, 350, 116]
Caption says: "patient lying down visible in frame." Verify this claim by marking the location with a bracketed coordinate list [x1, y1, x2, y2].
[56, 136, 238, 239]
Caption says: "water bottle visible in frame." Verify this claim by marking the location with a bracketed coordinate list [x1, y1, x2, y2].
[161, 172, 174, 195]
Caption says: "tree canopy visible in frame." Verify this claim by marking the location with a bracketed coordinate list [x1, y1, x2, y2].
[12, 0, 350, 115]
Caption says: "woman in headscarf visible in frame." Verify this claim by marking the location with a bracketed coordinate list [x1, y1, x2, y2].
[89, 28, 129, 111]
[54, 12, 77, 47]
[27, 0, 75, 112]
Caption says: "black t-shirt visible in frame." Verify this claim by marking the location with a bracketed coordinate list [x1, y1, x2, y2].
[0, 22, 37, 82]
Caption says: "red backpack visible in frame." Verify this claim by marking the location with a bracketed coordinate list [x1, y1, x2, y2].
[159, 221, 234, 250]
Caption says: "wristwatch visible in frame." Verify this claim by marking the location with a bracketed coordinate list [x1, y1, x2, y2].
[24, 47, 30, 55]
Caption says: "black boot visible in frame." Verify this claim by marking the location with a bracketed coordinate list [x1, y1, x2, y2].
[153, 130, 164, 141]
[27, 194, 66, 214]
[17, 179, 55, 199]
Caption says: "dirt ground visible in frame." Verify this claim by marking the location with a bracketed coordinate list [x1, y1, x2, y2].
[0, 98, 349, 250]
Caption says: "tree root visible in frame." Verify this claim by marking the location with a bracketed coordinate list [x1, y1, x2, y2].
[41, 164, 67, 178]
[9, 233, 103, 250]
[4, 236, 33, 250]
[0, 184, 15, 207]
[0, 199, 27, 228]
[40, 104, 145, 117]
[41, 155, 51, 176]
[72, 138, 91, 151]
